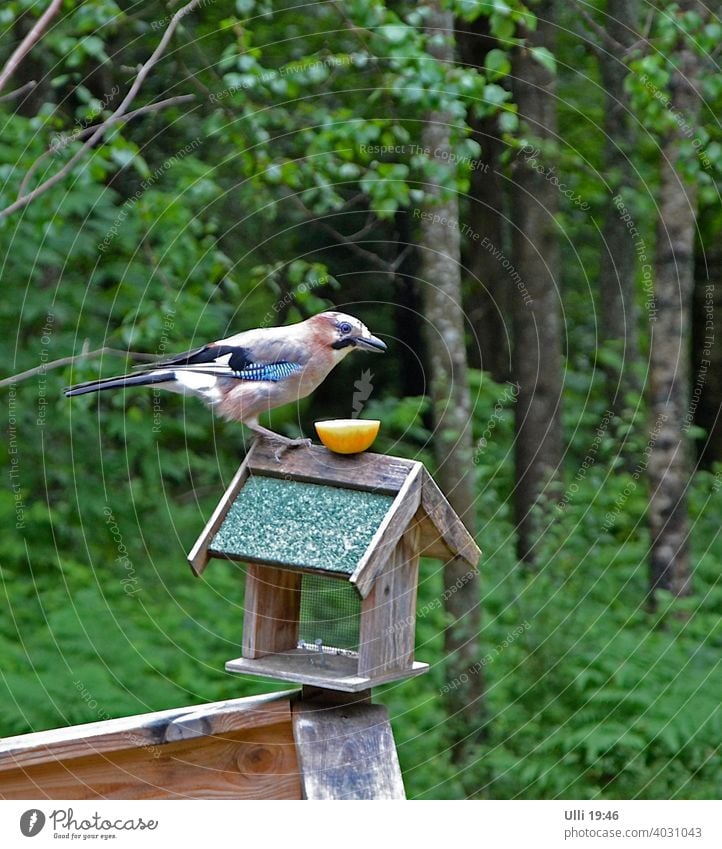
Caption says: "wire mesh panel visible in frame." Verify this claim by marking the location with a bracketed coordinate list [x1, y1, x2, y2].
[298, 575, 361, 653]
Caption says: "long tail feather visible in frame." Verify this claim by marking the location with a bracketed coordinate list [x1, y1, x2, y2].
[64, 371, 174, 397]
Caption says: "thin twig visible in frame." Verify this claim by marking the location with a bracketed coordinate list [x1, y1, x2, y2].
[329, 0, 374, 44]
[390, 243, 413, 272]
[641, 7, 655, 42]
[576, 3, 649, 61]
[177, 55, 214, 99]
[0, 0, 201, 221]
[176, 484, 220, 504]
[141, 239, 175, 293]
[0, 347, 158, 390]
[18, 94, 196, 198]
[316, 217, 393, 272]
[345, 212, 378, 242]
[0, 79, 37, 104]
[288, 192, 395, 273]
[0, 0, 63, 94]
[578, 7, 623, 51]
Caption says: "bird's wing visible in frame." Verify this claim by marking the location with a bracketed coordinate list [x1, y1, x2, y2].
[135, 343, 303, 383]
[133, 343, 236, 370]
[132, 343, 211, 370]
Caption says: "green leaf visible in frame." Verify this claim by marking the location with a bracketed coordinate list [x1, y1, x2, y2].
[529, 45, 556, 74]
[498, 109, 519, 132]
[483, 83, 509, 106]
[484, 48, 511, 80]
[489, 13, 515, 41]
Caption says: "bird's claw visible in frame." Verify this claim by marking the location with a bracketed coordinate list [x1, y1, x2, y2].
[270, 436, 313, 461]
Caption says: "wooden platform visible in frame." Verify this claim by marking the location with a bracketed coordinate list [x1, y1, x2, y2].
[226, 651, 430, 692]
[0, 690, 406, 799]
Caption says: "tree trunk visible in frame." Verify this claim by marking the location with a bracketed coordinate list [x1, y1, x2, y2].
[648, 14, 703, 599]
[597, 0, 642, 413]
[394, 213, 428, 398]
[418, 3, 484, 763]
[510, 1, 563, 565]
[458, 17, 512, 383]
[692, 240, 722, 468]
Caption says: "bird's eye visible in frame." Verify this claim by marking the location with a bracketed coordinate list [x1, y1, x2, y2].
[339, 321, 352, 334]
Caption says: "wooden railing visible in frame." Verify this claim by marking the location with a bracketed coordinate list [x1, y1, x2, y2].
[0, 690, 404, 800]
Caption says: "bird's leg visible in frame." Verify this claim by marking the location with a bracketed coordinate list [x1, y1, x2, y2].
[246, 422, 313, 453]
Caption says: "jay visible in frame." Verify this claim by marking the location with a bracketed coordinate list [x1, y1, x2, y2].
[65, 311, 386, 447]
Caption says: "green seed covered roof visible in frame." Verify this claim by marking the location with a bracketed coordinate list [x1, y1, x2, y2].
[210, 474, 394, 575]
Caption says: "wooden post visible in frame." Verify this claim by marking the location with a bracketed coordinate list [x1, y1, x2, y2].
[242, 564, 301, 658]
[292, 698, 405, 800]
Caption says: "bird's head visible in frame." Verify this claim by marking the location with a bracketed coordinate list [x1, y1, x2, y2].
[311, 311, 387, 357]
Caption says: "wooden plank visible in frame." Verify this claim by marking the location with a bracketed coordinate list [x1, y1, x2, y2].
[226, 652, 429, 693]
[0, 693, 303, 800]
[420, 469, 482, 568]
[248, 439, 414, 494]
[187, 448, 254, 575]
[350, 463, 423, 598]
[358, 524, 420, 679]
[292, 701, 405, 800]
[0, 722, 301, 800]
[413, 508, 456, 560]
[0, 691, 294, 773]
[242, 564, 302, 659]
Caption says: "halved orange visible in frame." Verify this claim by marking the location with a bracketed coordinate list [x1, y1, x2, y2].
[314, 419, 381, 454]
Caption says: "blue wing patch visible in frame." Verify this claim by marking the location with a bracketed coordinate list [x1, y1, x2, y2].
[232, 361, 302, 382]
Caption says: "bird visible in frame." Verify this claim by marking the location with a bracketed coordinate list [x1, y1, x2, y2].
[65, 311, 387, 448]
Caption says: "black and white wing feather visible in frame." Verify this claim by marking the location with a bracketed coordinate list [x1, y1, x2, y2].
[65, 344, 303, 397]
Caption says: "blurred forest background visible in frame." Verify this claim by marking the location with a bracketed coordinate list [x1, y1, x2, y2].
[1, 0, 721, 799]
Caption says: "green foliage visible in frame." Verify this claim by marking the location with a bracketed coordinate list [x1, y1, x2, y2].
[474, 506, 722, 799]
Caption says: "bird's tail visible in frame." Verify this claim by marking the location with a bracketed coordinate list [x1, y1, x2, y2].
[64, 371, 174, 397]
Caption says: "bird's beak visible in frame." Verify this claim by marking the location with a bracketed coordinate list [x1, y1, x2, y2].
[354, 334, 387, 353]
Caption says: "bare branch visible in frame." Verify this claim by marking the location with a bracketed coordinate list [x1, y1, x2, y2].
[0, 80, 37, 104]
[0, 0, 202, 221]
[0, 347, 159, 390]
[641, 6, 655, 41]
[18, 94, 196, 199]
[577, 6, 623, 51]
[315, 216, 393, 272]
[576, 2, 650, 61]
[329, 0, 374, 44]
[0, 0, 63, 94]
[287, 191, 396, 273]
[141, 239, 176, 293]
[345, 212, 378, 242]
[390, 243, 413, 272]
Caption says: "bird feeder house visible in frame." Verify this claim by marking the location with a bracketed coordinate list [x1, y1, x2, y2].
[189, 439, 480, 693]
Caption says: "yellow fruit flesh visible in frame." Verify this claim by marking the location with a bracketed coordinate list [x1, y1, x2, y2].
[314, 419, 381, 454]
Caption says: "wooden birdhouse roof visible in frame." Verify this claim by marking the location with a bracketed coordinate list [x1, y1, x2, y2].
[188, 438, 480, 599]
